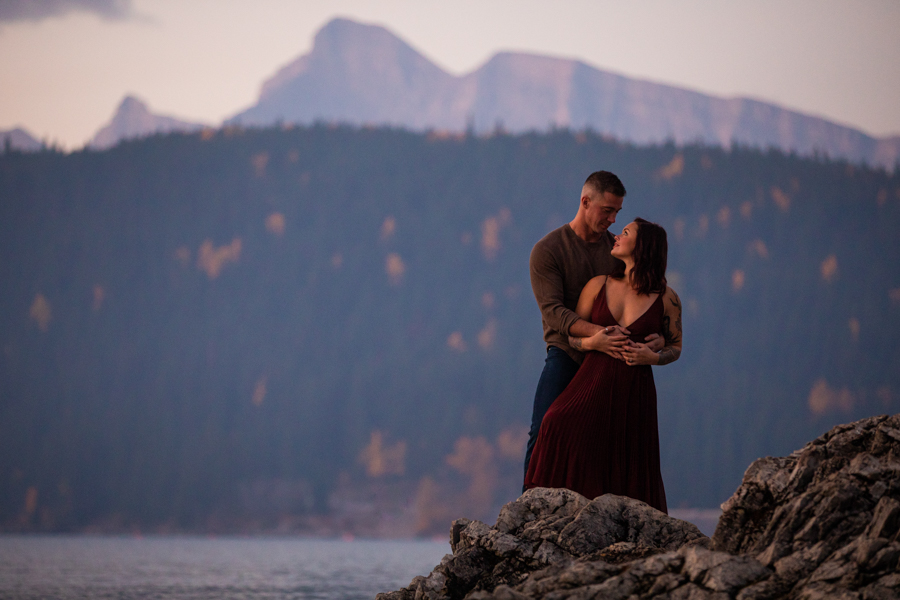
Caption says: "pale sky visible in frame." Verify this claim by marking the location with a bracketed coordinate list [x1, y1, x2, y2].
[1, 0, 898, 149]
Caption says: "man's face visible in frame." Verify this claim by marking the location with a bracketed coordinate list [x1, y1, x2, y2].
[583, 188, 623, 235]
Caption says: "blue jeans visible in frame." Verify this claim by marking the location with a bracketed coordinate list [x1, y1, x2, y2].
[523, 346, 580, 489]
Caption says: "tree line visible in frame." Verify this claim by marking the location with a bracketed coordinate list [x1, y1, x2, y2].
[1, 125, 898, 533]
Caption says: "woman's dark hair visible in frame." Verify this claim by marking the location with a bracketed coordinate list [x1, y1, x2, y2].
[610, 217, 668, 295]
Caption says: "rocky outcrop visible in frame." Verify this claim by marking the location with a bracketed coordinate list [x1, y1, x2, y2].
[378, 414, 900, 599]
[711, 414, 900, 599]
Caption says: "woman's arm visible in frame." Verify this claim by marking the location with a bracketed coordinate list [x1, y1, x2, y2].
[574, 275, 606, 321]
[657, 286, 683, 365]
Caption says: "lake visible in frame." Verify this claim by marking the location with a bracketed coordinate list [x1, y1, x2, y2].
[0, 535, 450, 600]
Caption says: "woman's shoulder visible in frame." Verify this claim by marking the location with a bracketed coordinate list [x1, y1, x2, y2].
[662, 285, 682, 307]
[578, 275, 607, 303]
[585, 274, 608, 290]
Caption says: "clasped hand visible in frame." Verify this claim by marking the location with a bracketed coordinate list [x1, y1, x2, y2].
[570, 327, 661, 365]
[620, 340, 658, 365]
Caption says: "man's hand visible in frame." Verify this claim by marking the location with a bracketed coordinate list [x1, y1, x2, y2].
[569, 325, 630, 360]
[644, 333, 664, 352]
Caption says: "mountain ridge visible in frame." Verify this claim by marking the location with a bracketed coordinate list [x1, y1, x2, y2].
[85, 18, 899, 167]
[227, 18, 899, 169]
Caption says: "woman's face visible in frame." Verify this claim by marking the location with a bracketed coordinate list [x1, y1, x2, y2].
[611, 222, 639, 259]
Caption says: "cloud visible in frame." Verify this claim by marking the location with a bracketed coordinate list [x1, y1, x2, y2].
[0, 0, 133, 23]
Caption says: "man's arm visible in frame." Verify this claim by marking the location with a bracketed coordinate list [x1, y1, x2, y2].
[569, 326, 629, 356]
[530, 243, 627, 358]
[530, 242, 583, 338]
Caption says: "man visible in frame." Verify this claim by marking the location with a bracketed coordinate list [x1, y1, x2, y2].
[524, 171, 663, 484]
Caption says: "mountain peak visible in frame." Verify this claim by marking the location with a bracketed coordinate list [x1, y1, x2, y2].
[260, 18, 406, 100]
[0, 127, 43, 152]
[117, 95, 150, 113]
[259, 18, 448, 96]
[311, 17, 420, 55]
[316, 16, 394, 39]
[90, 95, 205, 150]
[233, 18, 453, 129]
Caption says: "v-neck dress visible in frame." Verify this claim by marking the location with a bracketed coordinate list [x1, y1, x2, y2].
[524, 282, 668, 513]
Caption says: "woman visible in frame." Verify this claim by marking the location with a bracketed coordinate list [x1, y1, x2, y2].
[524, 218, 682, 513]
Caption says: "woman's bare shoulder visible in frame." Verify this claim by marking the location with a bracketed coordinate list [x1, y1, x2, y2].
[663, 285, 682, 307]
[582, 275, 608, 295]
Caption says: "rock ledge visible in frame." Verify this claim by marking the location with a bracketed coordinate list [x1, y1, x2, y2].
[378, 414, 900, 600]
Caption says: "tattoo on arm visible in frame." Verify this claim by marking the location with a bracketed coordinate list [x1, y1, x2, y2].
[661, 291, 683, 346]
[657, 346, 681, 365]
[569, 336, 584, 351]
[658, 290, 682, 366]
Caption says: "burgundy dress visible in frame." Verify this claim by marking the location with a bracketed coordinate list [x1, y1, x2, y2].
[524, 283, 668, 513]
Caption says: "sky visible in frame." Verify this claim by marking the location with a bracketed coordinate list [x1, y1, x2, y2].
[1, 0, 899, 149]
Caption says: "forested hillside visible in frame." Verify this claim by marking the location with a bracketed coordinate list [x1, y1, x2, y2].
[1, 125, 898, 534]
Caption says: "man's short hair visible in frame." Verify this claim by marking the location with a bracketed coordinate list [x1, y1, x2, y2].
[584, 171, 626, 198]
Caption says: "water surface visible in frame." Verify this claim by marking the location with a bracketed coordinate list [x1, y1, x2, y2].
[0, 535, 450, 600]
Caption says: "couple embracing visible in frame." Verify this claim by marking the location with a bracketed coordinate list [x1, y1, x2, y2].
[523, 171, 682, 513]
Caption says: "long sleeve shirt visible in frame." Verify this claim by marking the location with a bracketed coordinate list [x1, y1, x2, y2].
[529, 224, 620, 364]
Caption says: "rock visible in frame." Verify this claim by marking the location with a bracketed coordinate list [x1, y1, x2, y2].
[378, 414, 900, 600]
[379, 489, 707, 600]
[712, 413, 900, 597]
[555, 494, 708, 557]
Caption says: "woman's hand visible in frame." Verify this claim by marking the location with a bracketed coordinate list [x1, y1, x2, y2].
[621, 340, 659, 366]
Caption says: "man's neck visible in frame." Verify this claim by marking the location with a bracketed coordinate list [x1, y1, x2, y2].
[568, 219, 604, 243]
